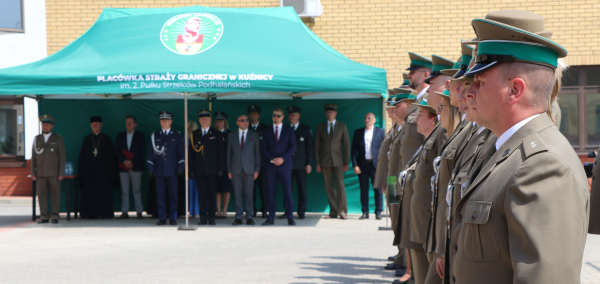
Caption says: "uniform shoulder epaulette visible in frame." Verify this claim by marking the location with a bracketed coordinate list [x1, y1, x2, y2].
[522, 132, 548, 159]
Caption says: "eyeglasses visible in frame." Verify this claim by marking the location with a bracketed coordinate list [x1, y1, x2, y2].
[437, 104, 450, 113]
[272, 114, 282, 118]
[238, 119, 249, 122]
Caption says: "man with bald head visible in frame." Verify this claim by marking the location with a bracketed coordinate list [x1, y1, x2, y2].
[351, 113, 385, 219]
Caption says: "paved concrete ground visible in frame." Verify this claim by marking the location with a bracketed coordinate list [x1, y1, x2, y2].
[1, 202, 599, 284]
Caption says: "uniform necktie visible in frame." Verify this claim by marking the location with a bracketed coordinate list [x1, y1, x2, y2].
[275, 126, 279, 144]
[241, 131, 245, 150]
[329, 122, 334, 138]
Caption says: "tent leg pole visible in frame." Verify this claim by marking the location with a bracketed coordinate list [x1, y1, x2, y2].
[179, 91, 197, 231]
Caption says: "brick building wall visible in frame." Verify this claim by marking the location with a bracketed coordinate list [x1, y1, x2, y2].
[45, 0, 600, 89]
[0, 161, 32, 196]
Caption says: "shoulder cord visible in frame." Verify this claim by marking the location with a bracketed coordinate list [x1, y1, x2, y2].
[33, 139, 44, 155]
[151, 132, 165, 155]
[189, 131, 204, 155]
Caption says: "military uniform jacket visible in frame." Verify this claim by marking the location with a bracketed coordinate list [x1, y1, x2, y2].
[31, 133, 66, 177]
[147, 129, 185, 177]
[589, 154, 600, 234]
[292, 123, 314, 170]
[374, 125, 396, 189]
[314, 121, 350, 168]
[408, 123, 447, 245]
[446, 115, 589, 284]
[393, 145, 422, 250]
[189, 127, 226, 177]
[388, 123, 406, 178]
[400, 98, 426, 169]
[426, 120, 472, 256]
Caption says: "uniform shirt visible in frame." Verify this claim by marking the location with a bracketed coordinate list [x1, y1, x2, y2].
[43, 132, 52, 143]
[462, 113, 466, 121]
[364, 127, 374, 160]
[495, 114, 541, 150]
[126, 130, 134, 151]
[201, 127, 210, 136]
[416, 85, 430, 101]
[397, 125, 403, 132]
[477, 126, 487, 135]
[273, 124, 282, 140]
[239, 129, 247, 144]
[220, 129, 226, 134]
[162, 128, 171, 135]
[251, 122, 260, 131]
[327, 120, 337, 134]
[291, 122, 299, 131]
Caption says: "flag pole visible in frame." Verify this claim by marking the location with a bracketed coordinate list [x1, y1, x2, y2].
[179, 91, 197, 231]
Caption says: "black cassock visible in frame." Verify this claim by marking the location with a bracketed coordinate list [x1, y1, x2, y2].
[78, 133, 118, 219]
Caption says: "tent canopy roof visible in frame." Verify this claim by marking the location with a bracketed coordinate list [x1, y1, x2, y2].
[0, 6, 387, 97]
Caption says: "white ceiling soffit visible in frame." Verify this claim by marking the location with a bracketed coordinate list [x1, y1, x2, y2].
[300, 92, 380, 99]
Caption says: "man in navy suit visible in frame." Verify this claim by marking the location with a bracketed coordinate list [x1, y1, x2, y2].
[351, 113, 385, 220]
[115, 115, 146, 219]
[261, 107, 297, 226]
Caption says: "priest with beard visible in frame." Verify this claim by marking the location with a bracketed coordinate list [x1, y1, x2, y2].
[78, 116, 119, 219]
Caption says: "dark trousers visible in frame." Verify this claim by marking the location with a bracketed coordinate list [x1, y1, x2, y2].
[291, 169, 307, 216]
[266, 165, 294, 219]
[358, 161, 383, 214]
[196, 175, 218, 222]
[155, 175, 178, 221]
[254, 168, 268, 214]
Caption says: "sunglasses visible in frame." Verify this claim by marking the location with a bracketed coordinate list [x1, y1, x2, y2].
[272, 114, 282, 118]
[437, 104, 450, 113]
[238, 119, 249, 122]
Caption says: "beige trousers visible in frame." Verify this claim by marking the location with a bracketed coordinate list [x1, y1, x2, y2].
[322, 166, 347, 217]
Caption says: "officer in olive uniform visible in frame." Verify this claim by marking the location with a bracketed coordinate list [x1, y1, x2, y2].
[147, 111, 185, 226]
[189, 109, 226, 225]
[248, 104, 269, 218]
[31, 115, 66, 224]
[278, 105, 313, 219]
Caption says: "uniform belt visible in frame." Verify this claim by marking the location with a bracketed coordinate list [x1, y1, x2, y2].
[365, 159, 373, 163]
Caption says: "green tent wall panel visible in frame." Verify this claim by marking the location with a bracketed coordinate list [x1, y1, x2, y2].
[39, 97, 384, 214]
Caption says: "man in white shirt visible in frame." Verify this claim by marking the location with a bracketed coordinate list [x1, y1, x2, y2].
[351, 113, 385, 219]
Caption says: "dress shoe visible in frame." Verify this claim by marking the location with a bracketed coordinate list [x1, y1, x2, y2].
[208, 221, 216, 225]
[359, 213, 369, 220]
[298, 214, 305, 219]
[157, 220, 167, 225]
[395, 269, 407, 277]
[221, 214, 227, 219]
[246, 219, 255, 225]
[384, 263, 402, 270]
[392, 279, 408, 284]
[170, 220, 177, 225]
[261, 212, 268, 218]
[233, 219, 243, 225]
[198, 220, 208, 225]
[262, 219, 274, 226]
[339, 215, 347, 220]
[119, 213, 129, 219]
[51, 219, 59, 224]
[376, 213, 382, 220]
[150, 215, 158, 219]
[288, 219, 296, 226]
[137, 212, 143, 220]
[37, 219, 49, 224]
[278, 214, 287, 219]
[388, 255, 397, 261]
[252, 211, 257, 218]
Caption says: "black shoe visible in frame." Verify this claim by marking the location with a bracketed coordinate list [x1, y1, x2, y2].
[37, 219, 49, 224]
[298, 214, 305, 219]
[395, 268, 407, 277]
[262, 219, 274, 226]
[385, 263, 402, 270]
[261, 212, 268, 218]
[198, 220, 208, 225]
[288, 219, 296, 226]
[359, 213, 369, 220]
[208, 221, 216, 225]
[157, 220, 167, 226]
[150, 215, 159, 219]
[51, 219, 58, 224]
[252, 211, 258, 218]
[388, 255, 397, 261]
[376, 213, 382, 220]
[392, 279, 408, 284]
[278, 214, 287, 219]
[169, 220, 177, 225]
[246, 219, 255, 225]
[233, 219, 243, 226]
[137, 212, 143, 220]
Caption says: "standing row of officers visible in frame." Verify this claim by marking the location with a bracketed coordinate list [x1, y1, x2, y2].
[31, 101, 391, 227]
[375, 9, 590, 284]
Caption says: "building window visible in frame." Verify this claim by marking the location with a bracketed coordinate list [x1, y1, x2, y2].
[559, 66, 600, 153]
[0, 0, 24, 32]
[0, 98, 25, 167]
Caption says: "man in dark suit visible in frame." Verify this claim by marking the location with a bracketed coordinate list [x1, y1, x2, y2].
[189, 109, 226, 225]
[351, 113, 385, 220]
[277, 105, 313, 220]
[261, 107, 297, 226]
[115, 115, 146, 219]
[248, 104, 269, 218]
[228, 115, 261, 226]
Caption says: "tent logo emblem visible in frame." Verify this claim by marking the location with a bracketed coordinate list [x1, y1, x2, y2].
[160, 13, 224, 55]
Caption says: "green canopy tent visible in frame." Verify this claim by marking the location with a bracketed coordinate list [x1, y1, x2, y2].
[0, 6, 388, 225]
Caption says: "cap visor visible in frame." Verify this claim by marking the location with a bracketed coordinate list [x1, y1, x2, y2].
[453, 69, 467, 79]
[464, 61, 500, 76]
[441, 69, 459, 76]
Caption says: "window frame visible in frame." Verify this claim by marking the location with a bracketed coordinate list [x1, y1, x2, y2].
[0, 98, 26, 167]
